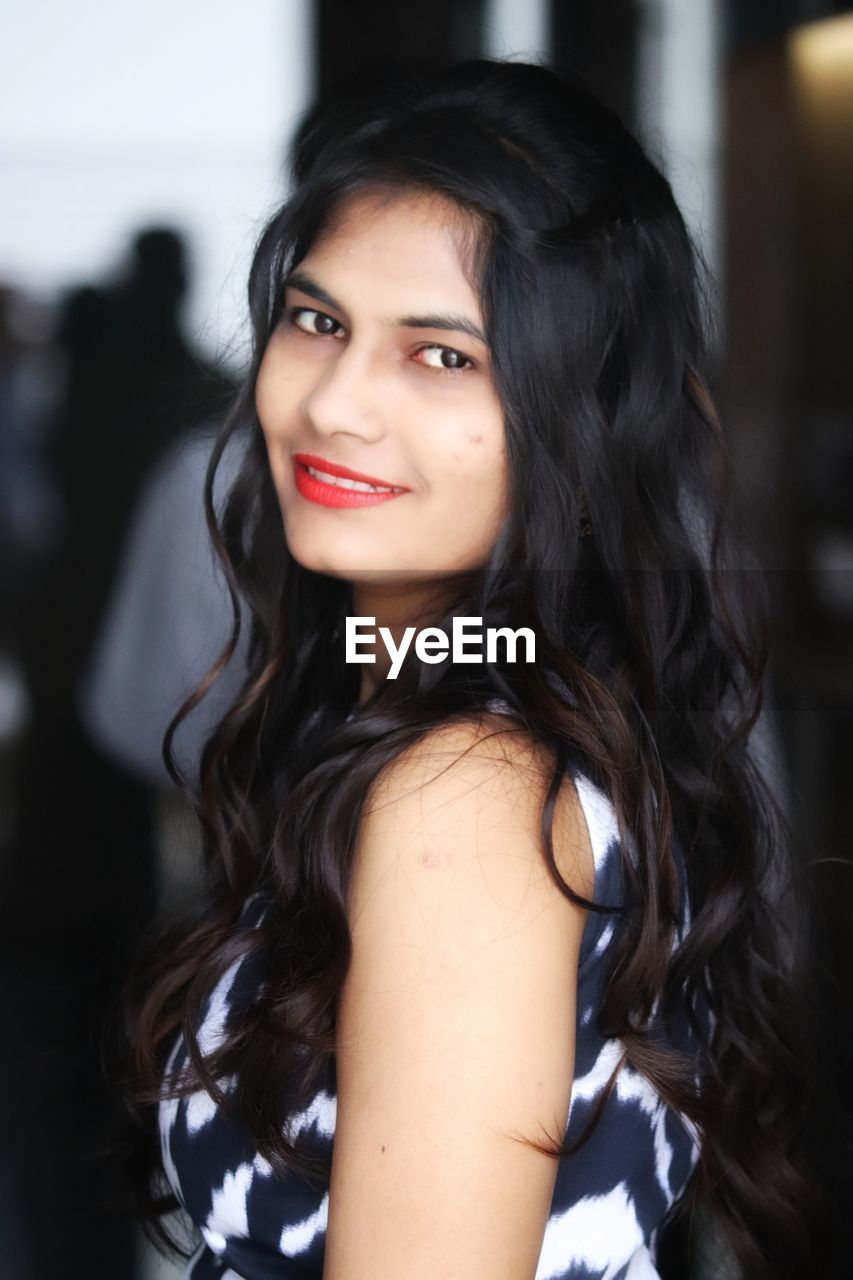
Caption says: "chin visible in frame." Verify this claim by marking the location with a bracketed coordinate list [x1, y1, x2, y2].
[281, 534, 367, 580]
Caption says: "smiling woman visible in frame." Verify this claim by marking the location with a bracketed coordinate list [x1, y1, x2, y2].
[254, 186, 508, 612]
[117, 58, 820, 1280]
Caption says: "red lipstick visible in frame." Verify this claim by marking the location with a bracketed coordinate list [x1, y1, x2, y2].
[292, 453, 409, 509]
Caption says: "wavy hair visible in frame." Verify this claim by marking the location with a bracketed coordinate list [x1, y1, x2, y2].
[113, 58, 822, 1277]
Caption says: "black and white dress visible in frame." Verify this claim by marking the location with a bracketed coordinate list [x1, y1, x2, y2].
[158, 700, 713, 1278]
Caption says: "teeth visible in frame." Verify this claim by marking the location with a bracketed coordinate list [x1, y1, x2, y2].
[304, 464, 402, 494]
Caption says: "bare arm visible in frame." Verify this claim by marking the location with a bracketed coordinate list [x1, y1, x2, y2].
[323, 717, 595, 1280]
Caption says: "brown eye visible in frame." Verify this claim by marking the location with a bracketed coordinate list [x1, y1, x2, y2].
[289, 307, 342, 337]
[417, 345, 474, 376]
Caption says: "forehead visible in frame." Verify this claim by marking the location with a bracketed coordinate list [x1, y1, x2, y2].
[298, 187, 484, 300]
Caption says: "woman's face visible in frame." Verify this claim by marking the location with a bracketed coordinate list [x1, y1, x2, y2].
[255, 188, 508, 590]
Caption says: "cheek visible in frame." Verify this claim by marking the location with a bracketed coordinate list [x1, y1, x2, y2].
[254, 358, 272, 428]
[254, 368, 290, 496]
[439, 402, 503, 468]
[439, 435, 507, 512]
[254, 334, 300, 433]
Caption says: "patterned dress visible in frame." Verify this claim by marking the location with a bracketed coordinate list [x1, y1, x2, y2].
[158, 701, 712, 1278]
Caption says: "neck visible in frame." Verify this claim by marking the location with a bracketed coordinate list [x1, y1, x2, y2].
[349, 574, 464, 704]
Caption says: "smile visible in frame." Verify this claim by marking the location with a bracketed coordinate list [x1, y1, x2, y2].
[293, 460, 408, 508]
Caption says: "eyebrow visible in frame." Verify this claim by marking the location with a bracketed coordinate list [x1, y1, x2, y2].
[282, 269, 488, 346]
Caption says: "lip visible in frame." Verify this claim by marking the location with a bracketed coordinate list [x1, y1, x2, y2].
[293, 453, 407, 490]
[292, 456, 408, 509]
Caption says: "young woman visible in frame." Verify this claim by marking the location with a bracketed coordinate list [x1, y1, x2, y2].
[118, 58, 820, 1279]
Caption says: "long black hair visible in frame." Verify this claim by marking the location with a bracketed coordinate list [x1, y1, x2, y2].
[114, 58, 821, 1277]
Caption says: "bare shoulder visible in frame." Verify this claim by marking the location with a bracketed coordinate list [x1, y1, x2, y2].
[326, 714, 596, 1280]
[351, 711, 595, 919]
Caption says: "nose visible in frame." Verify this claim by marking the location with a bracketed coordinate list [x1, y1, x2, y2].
[302, 338, 385, 442]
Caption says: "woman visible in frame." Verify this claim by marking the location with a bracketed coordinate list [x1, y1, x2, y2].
[118, 59, 819, 1278]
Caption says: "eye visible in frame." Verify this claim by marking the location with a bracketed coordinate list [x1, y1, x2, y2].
[287, 306, 343, 338]
[415, 344, 475, 378]
[285, 306, 475, 379]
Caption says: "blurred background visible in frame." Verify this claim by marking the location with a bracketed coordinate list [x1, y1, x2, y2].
[0, 1, 851, 1276]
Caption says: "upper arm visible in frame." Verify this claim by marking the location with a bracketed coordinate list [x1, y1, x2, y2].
[324, 718, 596, 1280]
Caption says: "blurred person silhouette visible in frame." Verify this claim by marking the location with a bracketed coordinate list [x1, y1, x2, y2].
[0, 226, 236, 1280]
[0, 283, 59, 663]
[21, 228, 234, 701]
[79, 420, 251, 793]
[0, 283, 30, 660]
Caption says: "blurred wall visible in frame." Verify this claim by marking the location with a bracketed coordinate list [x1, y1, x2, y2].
[0, 0, 313, 367]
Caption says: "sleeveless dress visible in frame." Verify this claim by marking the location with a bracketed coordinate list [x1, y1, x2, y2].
[158, 697, 714, 1278]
